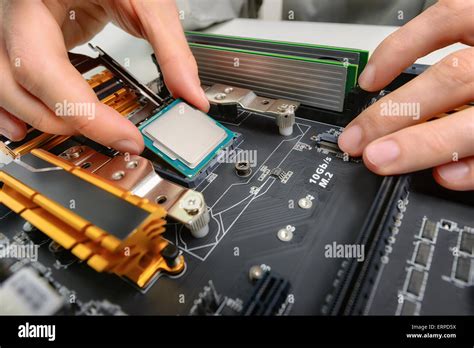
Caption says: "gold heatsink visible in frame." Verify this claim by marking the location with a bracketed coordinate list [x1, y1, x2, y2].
[0, 148, 184, 288]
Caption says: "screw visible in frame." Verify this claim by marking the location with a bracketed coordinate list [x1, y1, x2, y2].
[277, 228, 293, 242]
[62, 146, 83, 160]
[215, 93, 227, 100]
[249, 265, 264, 282]
[235, 161, 251, 177]
[182, 195, 202, 215]
[298, 198, 312, 209]
[224, 87, 234, 94]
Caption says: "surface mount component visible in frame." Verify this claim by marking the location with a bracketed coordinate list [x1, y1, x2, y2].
[413, 242, 432, 268]
[420, 219, 437, 241]
[0, 149, 184, 288]
[140, 99, 235, 178]
[455, 257, 472, 283]
[460, 230, 474, 255]
[205, 84, 299, 136]
[406, 268, 425, 297]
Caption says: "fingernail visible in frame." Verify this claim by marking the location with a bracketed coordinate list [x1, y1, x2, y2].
[111, 140, 141, 154]
[0, 128, 12, 140]
[339, 125, 363, 153]
[437, 162, 470, 181]
[359, 64, 376, 90]
[365, 140, 400, 168]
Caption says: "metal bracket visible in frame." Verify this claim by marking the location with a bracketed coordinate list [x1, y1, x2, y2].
[204, 84, 299, 136]
[59, 145, 210, 239]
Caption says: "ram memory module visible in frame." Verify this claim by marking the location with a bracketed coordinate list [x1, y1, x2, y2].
[186, 31, 369, 75]
[188, 42, 359, 112]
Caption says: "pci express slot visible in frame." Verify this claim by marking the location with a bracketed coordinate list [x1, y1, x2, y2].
[188, 43, 354, 112]
[0, 149, 184, 287]
[186, 31, 368, 73]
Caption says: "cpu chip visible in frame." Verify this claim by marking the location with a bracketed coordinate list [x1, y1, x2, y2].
[140, 100, 234, 178]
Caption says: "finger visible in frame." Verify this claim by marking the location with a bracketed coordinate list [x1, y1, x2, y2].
[0, 7, 74, 135]
[3, 0, 144, 154]
[433, 156, 474, 191]
[358, 0, 474, 91]
[339, 48, 474, 156]
[0, 67, 76, 135]
[129, 0, 210, 111]
[362, 106, 474, 175]
[0, 107, 27, 141]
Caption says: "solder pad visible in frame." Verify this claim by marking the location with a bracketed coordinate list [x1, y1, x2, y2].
[139, 99, 235, 178]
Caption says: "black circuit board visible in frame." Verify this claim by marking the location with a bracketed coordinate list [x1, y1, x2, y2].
[363, 190, 474, 316]
[1, 110, 472, 316]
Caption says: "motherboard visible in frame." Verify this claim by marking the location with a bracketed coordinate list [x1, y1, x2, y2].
[0, 33, 472, 316]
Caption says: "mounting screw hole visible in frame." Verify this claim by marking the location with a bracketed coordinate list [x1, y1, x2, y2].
[112, 171, 125, 180]
[156, 195, 168, 204]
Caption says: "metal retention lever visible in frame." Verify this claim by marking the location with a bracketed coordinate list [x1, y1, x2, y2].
[204, 84, 299, 136]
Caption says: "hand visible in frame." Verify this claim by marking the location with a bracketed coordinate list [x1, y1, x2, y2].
[338, 0, 474, 191]
[0, 0, 209, 154]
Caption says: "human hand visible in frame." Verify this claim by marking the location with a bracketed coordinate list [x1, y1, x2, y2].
[338, 0, 474, 191]
[0, 0, 209, 154]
